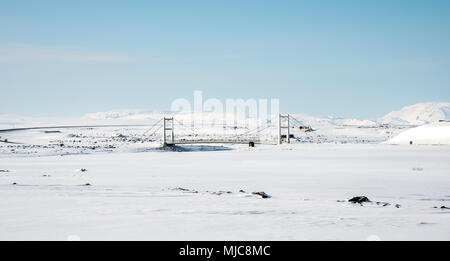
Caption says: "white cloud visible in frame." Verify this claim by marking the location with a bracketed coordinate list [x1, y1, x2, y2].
[0, 44, 136, 62]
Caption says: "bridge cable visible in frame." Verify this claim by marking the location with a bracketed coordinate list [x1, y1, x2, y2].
[142, 118, 163, 136]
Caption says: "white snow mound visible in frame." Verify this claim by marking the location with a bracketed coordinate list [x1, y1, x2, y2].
[385, 122, 450, 145]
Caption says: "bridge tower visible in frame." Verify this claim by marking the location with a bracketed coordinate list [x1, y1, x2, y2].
[162, 117, 174, 145]
[278, 114, 290, 144]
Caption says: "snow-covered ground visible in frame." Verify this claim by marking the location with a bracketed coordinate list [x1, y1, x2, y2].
[0, 110, 412, 157]
[0, 123, 409, 157]
[0, 144, 449, 240]
[1, 102, 449, 241]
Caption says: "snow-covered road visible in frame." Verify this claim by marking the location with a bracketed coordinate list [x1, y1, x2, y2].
[0, 144, 449, 240]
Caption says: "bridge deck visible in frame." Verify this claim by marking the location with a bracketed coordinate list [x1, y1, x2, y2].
[165, 140, 275, 145]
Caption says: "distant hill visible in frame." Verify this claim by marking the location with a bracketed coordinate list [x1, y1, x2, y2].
[380, 102, 450, 125]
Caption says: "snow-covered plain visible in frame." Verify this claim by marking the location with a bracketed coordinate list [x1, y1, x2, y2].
[0, 144, 449, 241]
[1, 103, 449, 241]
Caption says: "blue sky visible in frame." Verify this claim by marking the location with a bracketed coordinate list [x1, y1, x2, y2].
[1, 0, 449, 119]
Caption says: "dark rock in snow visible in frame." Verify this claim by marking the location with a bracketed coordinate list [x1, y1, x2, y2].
[348, 196, 371, 204]
[12, 182, 17, 185]
[440, 206, 450, 209]
[172, 187, 198, 193]
[80, 168, 87, 172]
[376, 201, 390, 207]
[395, 204, 401, 208]
[252, 192, 271, 199]
[210, 190, 232, 196]
[239, 190, 247, 193]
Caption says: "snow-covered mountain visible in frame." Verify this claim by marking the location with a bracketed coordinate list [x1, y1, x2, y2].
[83, 109, 165, 121]
[82, 110, 379, 128]
[84, 102, 450, 127]
[380, 102, 450, 125]
[3, 102, 449, 130]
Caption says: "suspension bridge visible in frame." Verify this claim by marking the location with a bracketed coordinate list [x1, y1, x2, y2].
[142, 114, 312, 147]
[0, 114, 312, 146]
